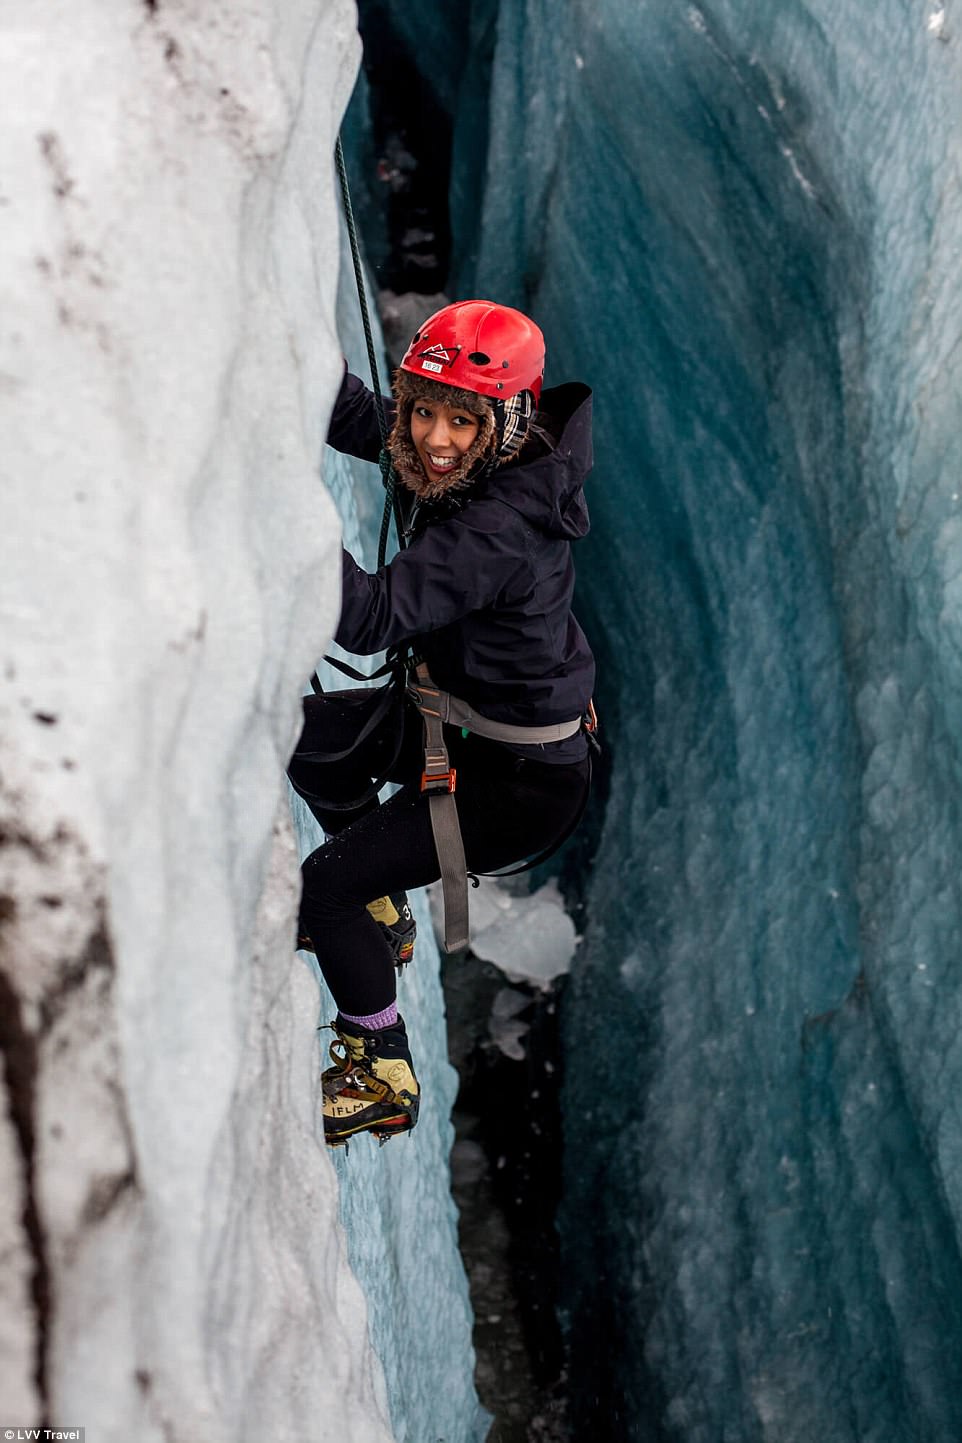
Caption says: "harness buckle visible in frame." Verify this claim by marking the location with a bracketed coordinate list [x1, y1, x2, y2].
[421, 766, 457, 794]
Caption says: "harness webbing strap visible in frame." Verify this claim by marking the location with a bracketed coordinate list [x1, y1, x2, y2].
[431, 692, 582, 745]
[407, 670, 582, 746]
[428, 793, 470, 952]
[411, 665, 470, 951]
[407, 664, 587, 951]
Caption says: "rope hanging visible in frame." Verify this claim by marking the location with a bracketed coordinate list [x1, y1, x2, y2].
[311, 136, 407, 698]
[334, 135, 405, 570]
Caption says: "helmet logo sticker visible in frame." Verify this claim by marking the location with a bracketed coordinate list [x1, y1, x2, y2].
[418, 343, 461, 373]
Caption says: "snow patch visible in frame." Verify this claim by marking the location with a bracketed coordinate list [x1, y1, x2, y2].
[431, 877, 579, 989]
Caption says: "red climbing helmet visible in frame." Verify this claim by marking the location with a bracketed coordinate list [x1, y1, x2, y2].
[399, 299, 545, 405]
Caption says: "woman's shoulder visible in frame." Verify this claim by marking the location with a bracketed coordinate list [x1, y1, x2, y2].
[540, 380, 592, 419]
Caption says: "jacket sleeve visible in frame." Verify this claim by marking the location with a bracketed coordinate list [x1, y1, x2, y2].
[327, 369, 396, 463]
[335, 508, 523, 655]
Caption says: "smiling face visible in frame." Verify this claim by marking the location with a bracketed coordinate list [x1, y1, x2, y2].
[389, 370, 497, 500]
[409, 397, 482, 483]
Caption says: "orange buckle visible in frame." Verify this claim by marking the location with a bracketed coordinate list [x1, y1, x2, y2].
[421, 767, 457, 794]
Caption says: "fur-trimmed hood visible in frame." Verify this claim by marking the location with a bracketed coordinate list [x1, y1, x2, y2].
[388, 371, 497, 500]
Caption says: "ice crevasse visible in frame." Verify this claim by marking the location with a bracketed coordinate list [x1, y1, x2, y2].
[0, 5, 483, 1442]
[6, 0, 962, 1440]
[363, 0, 962, 1437]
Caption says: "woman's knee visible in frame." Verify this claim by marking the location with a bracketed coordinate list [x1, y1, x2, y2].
[300, 848, 371, 923]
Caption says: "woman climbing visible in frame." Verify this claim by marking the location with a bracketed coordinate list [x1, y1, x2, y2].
[288, 298, 597, 1147]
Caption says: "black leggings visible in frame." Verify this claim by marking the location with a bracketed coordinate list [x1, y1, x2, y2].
[288, 688, 590, 1017]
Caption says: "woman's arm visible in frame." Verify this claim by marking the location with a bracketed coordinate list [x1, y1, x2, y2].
[327, 370, 395, 463]
[335, 507, 521, 655]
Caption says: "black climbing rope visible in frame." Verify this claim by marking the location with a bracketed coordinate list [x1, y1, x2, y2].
[310, 136, 407, 699]
[334, 135, 405, 570]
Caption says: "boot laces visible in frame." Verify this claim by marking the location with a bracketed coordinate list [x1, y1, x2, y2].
[325, 1025, 369, 1077]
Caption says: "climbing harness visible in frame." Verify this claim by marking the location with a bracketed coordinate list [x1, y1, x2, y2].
[406, 662, 594, 952]
[295, 652, 598, 952]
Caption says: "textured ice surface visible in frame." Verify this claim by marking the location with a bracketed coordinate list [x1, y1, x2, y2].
[428, 877, 578, 990]
[0, 4, 406, 1439]
[290, 238, 488, 1443]
[357, 1, 962, 1438]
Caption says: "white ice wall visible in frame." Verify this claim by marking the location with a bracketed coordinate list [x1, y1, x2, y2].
[0, 4, 397, 1438]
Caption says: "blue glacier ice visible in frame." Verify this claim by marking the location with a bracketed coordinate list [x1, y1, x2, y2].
[349, 0, 962, 1437]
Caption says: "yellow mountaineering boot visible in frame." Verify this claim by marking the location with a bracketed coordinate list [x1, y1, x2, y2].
[298, 893, 417, 972]
[321, 1015, 420, 1148]
[366, 892, 417, 969]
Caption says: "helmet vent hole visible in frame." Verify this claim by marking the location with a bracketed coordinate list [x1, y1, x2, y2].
[412, 331, 421, 343]
[502, 360, 509, 368]
[467, 351, 490, 365]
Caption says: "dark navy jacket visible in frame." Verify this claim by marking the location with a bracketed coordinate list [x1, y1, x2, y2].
[329, 371, 596, 758]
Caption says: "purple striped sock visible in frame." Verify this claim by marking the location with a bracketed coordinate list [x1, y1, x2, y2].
[340, 1002, 399, 1032]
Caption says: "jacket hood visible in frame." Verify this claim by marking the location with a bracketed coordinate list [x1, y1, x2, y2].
[482, 381, 593, 540]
